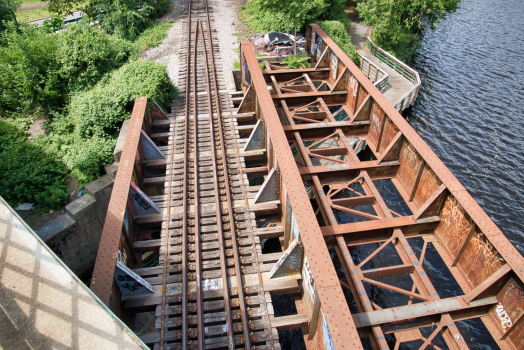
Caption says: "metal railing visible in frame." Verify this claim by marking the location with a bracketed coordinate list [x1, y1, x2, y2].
[359, 54, 389, 91]
[365, 36, 421, 112]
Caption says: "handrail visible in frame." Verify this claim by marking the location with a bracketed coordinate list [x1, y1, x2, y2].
[365, 36, 421, 111]
[358, 54, 389, 91]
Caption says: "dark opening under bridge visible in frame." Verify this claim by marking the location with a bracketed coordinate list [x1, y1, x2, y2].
[88, 3, 524, 349]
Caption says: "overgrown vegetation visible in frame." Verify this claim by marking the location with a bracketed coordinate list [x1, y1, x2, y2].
[0, 3, 174, 209]
[282, 55, 310, 69]
[358, 0, 461, 62]
[0, 120, 69, 209]
[318, 20, 360, 66]
[242, 0, 358, 62]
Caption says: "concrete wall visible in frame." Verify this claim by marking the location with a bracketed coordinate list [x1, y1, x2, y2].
[37, 171, 117, 277]
[36, 122, 130, 278]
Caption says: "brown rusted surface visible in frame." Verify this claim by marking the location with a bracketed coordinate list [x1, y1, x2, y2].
[368, 102, 384, 148]
[412, 167, 441, 208]
[377, 117, 399, 154]
[496, 278, 524, 346]
[396, 142, 424, 195]
[91, 97, 147, 305]
[242, 42, 359, 349]
[459, 229, 505, 287]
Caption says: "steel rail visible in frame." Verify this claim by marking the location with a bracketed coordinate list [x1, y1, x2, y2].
[203, 1, 251, 347]
[191, 20, 204, 350]
[159, 0, 192, 348]
[198, 20, 235, 347]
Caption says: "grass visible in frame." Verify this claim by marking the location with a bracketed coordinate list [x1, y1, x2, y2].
[16, 0, 87, 22]
[16, 8, 50, 22]
[133, 21, 172, 51]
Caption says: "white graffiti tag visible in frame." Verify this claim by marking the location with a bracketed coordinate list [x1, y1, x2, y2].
[495, 303, 513, 331]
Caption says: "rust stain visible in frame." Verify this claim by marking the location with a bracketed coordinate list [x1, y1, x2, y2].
[397, 142, 423, 195]
[378, 117, 399, 154]
[413, 167, 441, 208]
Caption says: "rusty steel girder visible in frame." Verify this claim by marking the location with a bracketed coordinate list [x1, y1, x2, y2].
[238, 21, 524, 350]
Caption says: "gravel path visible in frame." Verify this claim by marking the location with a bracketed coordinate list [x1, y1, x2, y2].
[142, 0, 248, 91]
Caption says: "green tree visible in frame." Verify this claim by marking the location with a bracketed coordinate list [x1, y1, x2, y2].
[46, 0, 80, 15]
[358, 0, 460, 62]
[0, 0, 21, 32]
[84, 0, 170, 39]
[250, 0, 327, 54]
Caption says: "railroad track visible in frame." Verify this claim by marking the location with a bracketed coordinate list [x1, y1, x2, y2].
[137, 0, 275, 348]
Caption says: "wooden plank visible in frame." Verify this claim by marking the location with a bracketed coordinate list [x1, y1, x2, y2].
[270, 314, 309, 331]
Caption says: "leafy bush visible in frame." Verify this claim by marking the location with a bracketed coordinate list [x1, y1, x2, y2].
[70, 59, 176, 139]
[358, 0, 460, 62]
[0, 119, 27, 152]
[242, 2, 290, 33]
[0, 142, 68, 209]
[84, 0, 171, 40]
[282, 55, 310, 69]
[318, 21, 360, 66]
[0, 24, 62, 113]
[38, 60, 176, 184]
[317, 0, 348, 27]
[57, 25, 133, 92]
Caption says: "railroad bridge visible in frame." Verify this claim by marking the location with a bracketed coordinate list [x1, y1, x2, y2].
[85, 2, 524, 349]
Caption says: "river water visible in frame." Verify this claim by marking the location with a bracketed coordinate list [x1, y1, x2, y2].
[282, 0, 524, 347]
[392, 0, 523, 348]
[405, 0, 524, 254]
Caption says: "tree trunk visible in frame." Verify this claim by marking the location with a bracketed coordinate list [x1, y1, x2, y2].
[293, 25, 297, 55]
[286, 20, 290, 53]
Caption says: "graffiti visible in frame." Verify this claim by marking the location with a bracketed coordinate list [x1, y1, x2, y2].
[495, 303, 513, 331]
[317, 37, 322, 60]
[304, 256, 316, 298]
[350, 76, 358, 97]
[372, 112, 382, 139]
[311, 31, 316, 55]
[132, 192, 152, 210]
[120, 282, 142, 291]
[331, 53, 338, 80]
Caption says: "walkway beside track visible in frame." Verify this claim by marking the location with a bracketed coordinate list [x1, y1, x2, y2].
[349, 20, 416, 108]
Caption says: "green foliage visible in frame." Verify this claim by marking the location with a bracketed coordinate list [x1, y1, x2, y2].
[43, 14, 65, 31]
[39, 60, 176, 184]
[318, 20, 360, 66]
[57, 24, 133, 92]
[0, 0, 20, 32]
[282, 55, 310, 69]
[132, 21, 172, 52]
[84, 0, 171, 40]
[0, 142, 68, 209]
[317, 0, 347, 26]
[70, 59, 176, 139]
[243, 0, 326, 33]
[0, 13, 175, 188]
[0, 22, 171, 116]
[358, 0, 460, 62]
[46, 0, 81, 15]
[233, 60, 240, 69]
[0, 23, 62, 113]
[0, 119, 26, 152]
